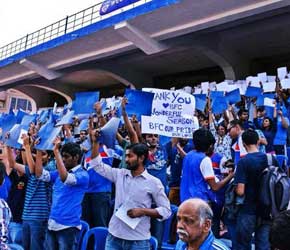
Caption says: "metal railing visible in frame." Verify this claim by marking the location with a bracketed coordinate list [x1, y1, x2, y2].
[0, 0, 152, 61]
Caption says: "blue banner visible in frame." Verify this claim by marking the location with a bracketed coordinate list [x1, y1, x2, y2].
[125, 89, 154, 119]
[72, 91, 99, 115]
[100, 0, 141, 15]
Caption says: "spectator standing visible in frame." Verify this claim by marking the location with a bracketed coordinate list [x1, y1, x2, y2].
[234, 129, 271, 250]
[90, 136, 171, 250]
[35, 140, 89, 250]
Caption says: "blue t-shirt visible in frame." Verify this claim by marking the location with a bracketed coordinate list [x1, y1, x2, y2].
[234, 152, 268, 214]
[49, 166, 89, 226]
[85, 147, 112, 193]
[145, 146, 168, 188]
[180, 151, 214, 202]
[166, 143, 191, 187]
[274, 116, 289, 145]
[0, 175, 11, 201]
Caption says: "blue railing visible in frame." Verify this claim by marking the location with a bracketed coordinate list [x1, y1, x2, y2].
[0, 0, 153, 61]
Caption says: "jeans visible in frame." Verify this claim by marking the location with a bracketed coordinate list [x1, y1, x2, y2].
[81, 192, 111, 228]
[105, 233, 150, 250]
[236, 213, 271, 250]
[22, 220, 47, 250]
[8, 222, 23, 245]
[223, 217, 237, 250]
[45, 227, 80, 250]
[150, 218, 165, 248]
[211, 203, 223, 238]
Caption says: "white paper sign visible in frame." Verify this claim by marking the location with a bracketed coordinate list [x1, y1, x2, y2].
[183, 86, 192, 94]
[17, 129, 28, 145]
[246, 76, 253, 84]
[258, 72, 267, 83]
[268, 76, 276, 82]
[236, 81, 247, 95]
[264, 98, 275, 107]
[281, 79, 290, 89]
[250, 76, 260, 87]
[277, 67, 288, 80]
[263, 82, 276, 93]
[209, 82, 216, 91]
[115, 200, 142, 229]
[216, 81, 228, 92]
[226, 83, 239, 92]
[142, 88, 195, 119]
[201, 82, 209, 94]
[141, 115, 198, 138]
[194, 87, 202, 94]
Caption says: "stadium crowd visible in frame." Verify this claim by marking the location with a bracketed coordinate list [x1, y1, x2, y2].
[0, 71, 290, 250]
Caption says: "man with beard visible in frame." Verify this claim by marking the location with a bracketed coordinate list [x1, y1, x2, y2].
[90, 131, 171, 250]
[180, 129, 234, 203]
[175, 198, 229, 250]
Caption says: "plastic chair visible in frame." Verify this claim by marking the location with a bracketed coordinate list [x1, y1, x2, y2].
[150, 236, 158, 250]
[161, 204, 178, 250]
[286, 147, 290, 166]
[275, 155, 288, 169]
[81, 227, 108, 250]
[77, 220, 90, 250]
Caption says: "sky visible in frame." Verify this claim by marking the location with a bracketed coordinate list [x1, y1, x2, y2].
[0, 0, 98, 47]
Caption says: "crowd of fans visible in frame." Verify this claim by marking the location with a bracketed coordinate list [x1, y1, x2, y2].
[0, 74, 290, 250]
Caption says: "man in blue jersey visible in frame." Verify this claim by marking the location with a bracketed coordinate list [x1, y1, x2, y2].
[180, 129, 233, 203]
[175, 198, 229, 250]
[35, 139, 89, 250]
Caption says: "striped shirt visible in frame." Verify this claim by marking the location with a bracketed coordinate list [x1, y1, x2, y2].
[22, 161, 55, 221]
[175, 231, 230, 250]
[0, 199, 11, 250]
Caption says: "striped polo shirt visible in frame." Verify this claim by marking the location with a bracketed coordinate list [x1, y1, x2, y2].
[22, 161, 55, 221]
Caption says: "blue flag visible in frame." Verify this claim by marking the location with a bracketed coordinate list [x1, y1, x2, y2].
[226, 89, 241, 105]
[72, 91, 99, 115]
[21, 114, 37, 130]
[16, 109, 28, 124]
[125, 89, 154, 119]
[99, 117, 121, 149]
[245, 86, 262, 97]
[212, 97, 228, 114]
[1, 114, 17, 138]
[210, 91, 224, 102]
[35, 122, 62, 151]
[194, 94, 207, 112]
[5, 124, 22, 149]
[56, 111, 75, 127]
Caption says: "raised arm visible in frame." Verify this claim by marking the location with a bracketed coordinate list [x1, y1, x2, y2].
[121, 97, 139, 144]
[53, 136, 68, 182]
[90, 129, 117, 183]
[35, 150, 44, 178]
[22, 134, 35, 174]
[6, 146, 25, 174]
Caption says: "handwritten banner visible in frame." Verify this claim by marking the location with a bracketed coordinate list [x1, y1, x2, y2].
[142, 88, 195, 118]
[141, 115, 198, 139]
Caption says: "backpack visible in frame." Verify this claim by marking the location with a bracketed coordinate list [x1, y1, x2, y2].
[258, 154, 290, 219]
[223, 180, 244, 221]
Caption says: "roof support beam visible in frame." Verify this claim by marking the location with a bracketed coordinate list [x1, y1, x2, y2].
[19, 59, 61, 80]
[115, 21, 168, 55]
